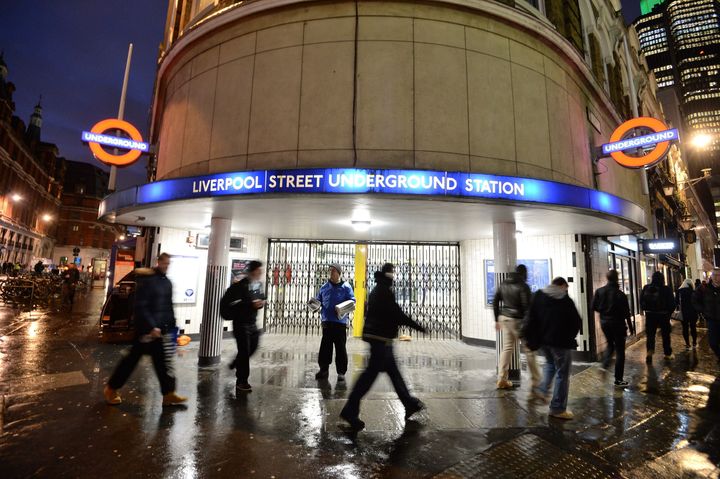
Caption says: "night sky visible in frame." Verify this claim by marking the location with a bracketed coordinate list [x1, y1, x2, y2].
[0, 1, 166, 189]
[1, 1, 642, 191]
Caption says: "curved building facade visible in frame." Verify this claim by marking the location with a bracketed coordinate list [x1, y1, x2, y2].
[102, 0, 663, 365]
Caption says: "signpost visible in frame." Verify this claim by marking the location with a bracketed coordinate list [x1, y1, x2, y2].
[599, 117, 680, 169]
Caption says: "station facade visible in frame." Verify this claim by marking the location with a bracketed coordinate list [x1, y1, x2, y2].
[99, 0, 711, 364]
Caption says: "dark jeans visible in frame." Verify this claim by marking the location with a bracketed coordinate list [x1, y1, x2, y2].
[681, 315, 698, 347]
[539, 346, 572, 414]
[645, 313, 672, 356]
[341, 339, 418, 419]
[708, 320, 720, 362]
[233, 323, 260, 384]
[108, 338, 175, 395]
[318, 322, 348, 374]
[601, 321, 626, 382]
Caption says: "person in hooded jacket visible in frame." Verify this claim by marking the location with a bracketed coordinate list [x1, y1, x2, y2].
[676, 278, 698, 350]
[104, 253, 187, 406]
[640, 271, 676, 363]
[692, 268, 720, 364]
[492, 264, 539, 390]
[525, 277, 581, 420]
[340, 263, 427, 431]
[592, 270, 634, 388]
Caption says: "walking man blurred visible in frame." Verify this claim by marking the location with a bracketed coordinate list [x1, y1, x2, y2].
[640, 271, 676, 364]
[592, 270, 634, 388]
[314, 264, 355, 382]
[340, 263, 426, 431]
[692, 269, 720, 365]
[104, 253, 187, 406]
[493, 264, 540, 390]
[220, 261, 266, 393]
[525, 277, 581, 420]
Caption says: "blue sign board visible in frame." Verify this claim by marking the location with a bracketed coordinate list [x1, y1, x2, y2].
[601, 129, 679, 156]
[485, 259, 552, 307]
[81, 131, 150, 152]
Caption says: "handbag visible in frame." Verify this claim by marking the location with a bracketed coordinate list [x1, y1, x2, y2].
[671, 308, 683, 321]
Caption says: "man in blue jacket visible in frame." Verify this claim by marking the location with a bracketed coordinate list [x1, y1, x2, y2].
[315, 264, 355, 381]
[104, 253, 187, 406]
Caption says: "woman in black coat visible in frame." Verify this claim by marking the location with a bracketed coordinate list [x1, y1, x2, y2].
[676, 278, 698, 349]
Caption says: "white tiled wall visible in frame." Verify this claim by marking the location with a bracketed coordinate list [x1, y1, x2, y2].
[460, 234, 590, 351]
[153, 227, 268, 334]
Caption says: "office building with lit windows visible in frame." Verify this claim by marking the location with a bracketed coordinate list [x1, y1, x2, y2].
[635, 0, 720, 173]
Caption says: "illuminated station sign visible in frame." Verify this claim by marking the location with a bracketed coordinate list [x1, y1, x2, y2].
[601, 117, 679, 169]
[81, 118, 149, 167]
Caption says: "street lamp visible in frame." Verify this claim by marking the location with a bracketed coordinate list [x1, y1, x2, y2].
[42, 214, 52, 222]
[118, 235, 125, 241]
[662, 168, 712, 196]
[690, 133, 713, 149]
[11, 193, 22, 202]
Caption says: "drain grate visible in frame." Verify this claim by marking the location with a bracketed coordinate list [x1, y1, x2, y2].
[434, 433, 614, 479]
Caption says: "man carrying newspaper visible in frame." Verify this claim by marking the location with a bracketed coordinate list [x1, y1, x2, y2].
[310, 264, 355, 382]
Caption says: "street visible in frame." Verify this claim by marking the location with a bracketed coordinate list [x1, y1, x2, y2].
[0, 289, 718, 478]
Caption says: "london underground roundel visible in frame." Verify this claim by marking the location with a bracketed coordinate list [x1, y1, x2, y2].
[602, 117, 679, 169]
[81, 119, 149, 167]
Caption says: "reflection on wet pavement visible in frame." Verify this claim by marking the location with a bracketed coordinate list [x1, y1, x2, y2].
[0, 289, 718, 478]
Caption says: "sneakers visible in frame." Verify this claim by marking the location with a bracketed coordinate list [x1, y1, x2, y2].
[496, 379, 514, 390]
[339, 411, 366, 431]
[614, 380, 629, 388]
[315, 369, 329, 380]
[103, 385, 122, 405]
[664, 354, 675, 361]
[337, 374, 346, 382]
[162, 392, 188, 406]
[549, 410, 574, 420]
[235, 383, 252, 393]
[405, 400, 425, 420]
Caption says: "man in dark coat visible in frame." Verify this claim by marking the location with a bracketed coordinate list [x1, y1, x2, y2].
[340, 263, 426, 431]
[525, 277, 581, 420]
[692, 269, 720, 364]
[640, 271, 676, 363]
[220, 260, 266, 392]
[592, 270, 634, 388]
[104, 253, 187, 406]
[676, 278, 698, 350]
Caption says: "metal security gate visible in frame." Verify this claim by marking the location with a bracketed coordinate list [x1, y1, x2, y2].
[366, 244, 460, 339]
[264, 240, 461, 338]
[265, 241, 356, 334]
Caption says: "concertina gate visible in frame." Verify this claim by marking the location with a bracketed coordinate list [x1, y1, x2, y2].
[264, 240, 461, 339]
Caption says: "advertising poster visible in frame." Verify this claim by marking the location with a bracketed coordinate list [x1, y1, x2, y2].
[167, 255, 199, 304]
[485, 259, 552, 306]
[231, 259, 254, 283]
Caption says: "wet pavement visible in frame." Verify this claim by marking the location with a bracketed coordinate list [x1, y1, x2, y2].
[0, 289, 719, 478]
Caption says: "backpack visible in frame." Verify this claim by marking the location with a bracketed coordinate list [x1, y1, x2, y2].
[642, 285, 664, 312]
[220, 284, 240, 321]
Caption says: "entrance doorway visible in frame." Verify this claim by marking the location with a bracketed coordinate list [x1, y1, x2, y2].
[264, 240, 461, 339]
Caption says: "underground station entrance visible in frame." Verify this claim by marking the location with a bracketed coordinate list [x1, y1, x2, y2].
[264, 240, 461, 339]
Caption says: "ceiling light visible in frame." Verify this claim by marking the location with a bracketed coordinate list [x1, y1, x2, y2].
[352, 220, 371, 232]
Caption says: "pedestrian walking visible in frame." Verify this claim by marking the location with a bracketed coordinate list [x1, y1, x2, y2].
[340, 263, 426, 431]
[525, 277, 581, 420]
[676, 278, 698, 350]
[220, 260, 266, 393]
[692, 269, 720, 365]
[592, 270, 634, 388]
[640, 271, 676, 364]
[104, 253, 187, 406]
[34, 260, 44, 275]
[313, 264, 355, 382]
[61, 263, 80, 309]
[493, 264, 540, 390]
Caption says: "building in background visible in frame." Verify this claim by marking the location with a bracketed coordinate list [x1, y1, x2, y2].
[635, 0, 720, 174]
[0, 53, 63, 266]
[53, 160, 125, 271]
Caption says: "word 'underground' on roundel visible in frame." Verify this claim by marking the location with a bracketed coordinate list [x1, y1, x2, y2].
[608, 117, 673, 169]
[86, 119, 146, 167]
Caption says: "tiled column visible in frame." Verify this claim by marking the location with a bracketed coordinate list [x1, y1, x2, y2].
[198, 217, 231, 367]
[494, 221, 521, 383]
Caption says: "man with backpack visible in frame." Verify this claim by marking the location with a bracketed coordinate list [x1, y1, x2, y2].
[592, 270, 634, 387]
[220, 261, 266, 392]
[640, 271, 676, 364]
